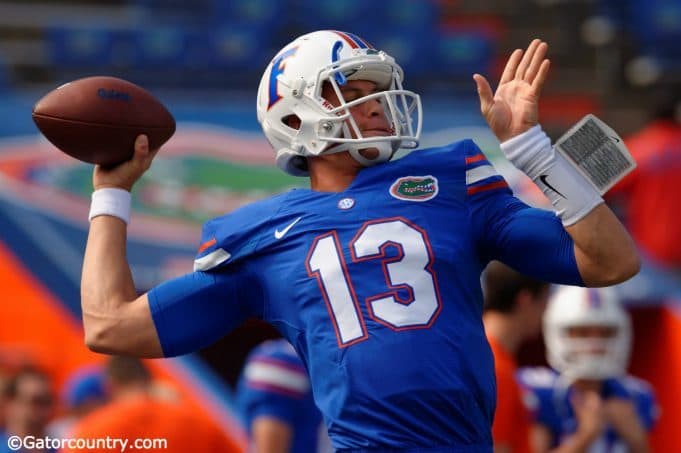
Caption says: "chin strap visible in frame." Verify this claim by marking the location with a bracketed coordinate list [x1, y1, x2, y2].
[335, 122, 401, 167]
[348, 141, 397, 167]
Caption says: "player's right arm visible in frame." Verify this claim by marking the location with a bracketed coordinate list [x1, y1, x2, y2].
[82, 135, 261, 358]
[81, 135, 161, 357]
[82, 217, 161, 357]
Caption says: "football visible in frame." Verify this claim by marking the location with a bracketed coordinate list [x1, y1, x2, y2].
[32, 76, 176, 166]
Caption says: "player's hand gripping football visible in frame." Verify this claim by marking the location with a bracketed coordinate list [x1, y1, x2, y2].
[473, 39, 550, 143]
[93, 135, 158, 191]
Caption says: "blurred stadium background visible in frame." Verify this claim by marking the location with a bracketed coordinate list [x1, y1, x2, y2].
[0, 0, 679, 450]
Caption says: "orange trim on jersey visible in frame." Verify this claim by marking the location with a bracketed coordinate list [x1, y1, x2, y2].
[465, 154, 487, 165]
[467, 180, 508, 195]
[198, 237, 217, 254]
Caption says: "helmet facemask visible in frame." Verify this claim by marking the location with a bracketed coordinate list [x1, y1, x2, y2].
[551, 324, 630, 381]
[311, 55, 422, 167]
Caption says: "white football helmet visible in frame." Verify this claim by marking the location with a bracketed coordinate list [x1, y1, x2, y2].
[544, 285, 631, 380]
[256, 30, 422, 176]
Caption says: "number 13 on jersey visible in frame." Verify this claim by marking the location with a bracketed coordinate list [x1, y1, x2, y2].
[306, 217, 442, 347]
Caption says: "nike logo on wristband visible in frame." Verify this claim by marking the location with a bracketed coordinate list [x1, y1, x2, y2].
[539, 175, 566, 198]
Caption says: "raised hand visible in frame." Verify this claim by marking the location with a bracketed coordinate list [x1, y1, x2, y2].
[473, 39, 550, 143]
[93, 135, 159, 191]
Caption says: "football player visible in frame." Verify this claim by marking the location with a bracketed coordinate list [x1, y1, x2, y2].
[235, 339, 328, 453]
[80, 30, 640, 451]
[518, 286, 657, 452]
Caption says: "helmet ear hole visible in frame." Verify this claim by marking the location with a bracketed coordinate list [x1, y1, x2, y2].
[291, 156, 308, 173]
[282, 114, 302, 130]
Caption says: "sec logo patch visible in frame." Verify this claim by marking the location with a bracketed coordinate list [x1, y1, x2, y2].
[338, 198, 355, 210]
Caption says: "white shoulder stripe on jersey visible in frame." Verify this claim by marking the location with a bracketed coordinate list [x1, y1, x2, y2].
[193, 248, 231, 271]
[245, 362, 309, 394]
[466, 164, 498, 185]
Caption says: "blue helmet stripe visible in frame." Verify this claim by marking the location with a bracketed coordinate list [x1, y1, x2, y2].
[346, 32, 371, 49]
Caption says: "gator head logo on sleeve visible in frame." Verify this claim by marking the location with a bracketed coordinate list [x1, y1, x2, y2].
[389, 175, 439, 202]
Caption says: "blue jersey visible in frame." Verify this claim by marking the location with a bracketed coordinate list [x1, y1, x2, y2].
[149, 141, 582, 451]
[236, 339, 324, 453]
[517, 367, 659, 451]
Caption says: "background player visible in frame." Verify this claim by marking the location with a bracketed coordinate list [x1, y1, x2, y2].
[236, 339, 328, 453]
[483, 261, 550, 452]
[518, 286, 657, 452]
[80, 30, 639, 451]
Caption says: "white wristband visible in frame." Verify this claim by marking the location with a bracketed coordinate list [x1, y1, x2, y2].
[500, 125, 603, 226]
[89, 188, 132, 224]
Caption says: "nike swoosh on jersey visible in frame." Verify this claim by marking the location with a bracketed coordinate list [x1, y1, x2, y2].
[539, 174, 566, 198]
[274, 217, 302, 239]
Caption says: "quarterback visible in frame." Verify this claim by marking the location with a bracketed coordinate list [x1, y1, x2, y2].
[81, 31, 639, 451]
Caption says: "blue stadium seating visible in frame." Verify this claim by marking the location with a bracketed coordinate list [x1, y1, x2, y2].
[0, 54, 9, 92]
[210, 26, 273, 71]
[433, 28, 495, 77]
[132, 28, 187, 68]
[629, 0, 681, 58]
[211, 0, 286, 31]
[298, 0, 440, 37]
[130, 0, 214, 25]
[44, 0, 496, 91]
[382, 0, 440, 32]
[47, 26, 136, 68]
[297, 0, 373, 31]
[598, 0, 681, 58]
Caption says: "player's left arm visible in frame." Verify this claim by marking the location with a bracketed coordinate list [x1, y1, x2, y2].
[564, 206, 639, 286]
[474, 39, 639, 286]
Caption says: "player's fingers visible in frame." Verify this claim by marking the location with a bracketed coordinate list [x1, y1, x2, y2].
[134, 134, 149, 157]
[499, 49, 523, 85]
[132, 134, 154, 170]
[524, 41, 548, 82]
[531, 60, 551, 94]
[473, 74, 494, 115]
[515, 39, 541, 80]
